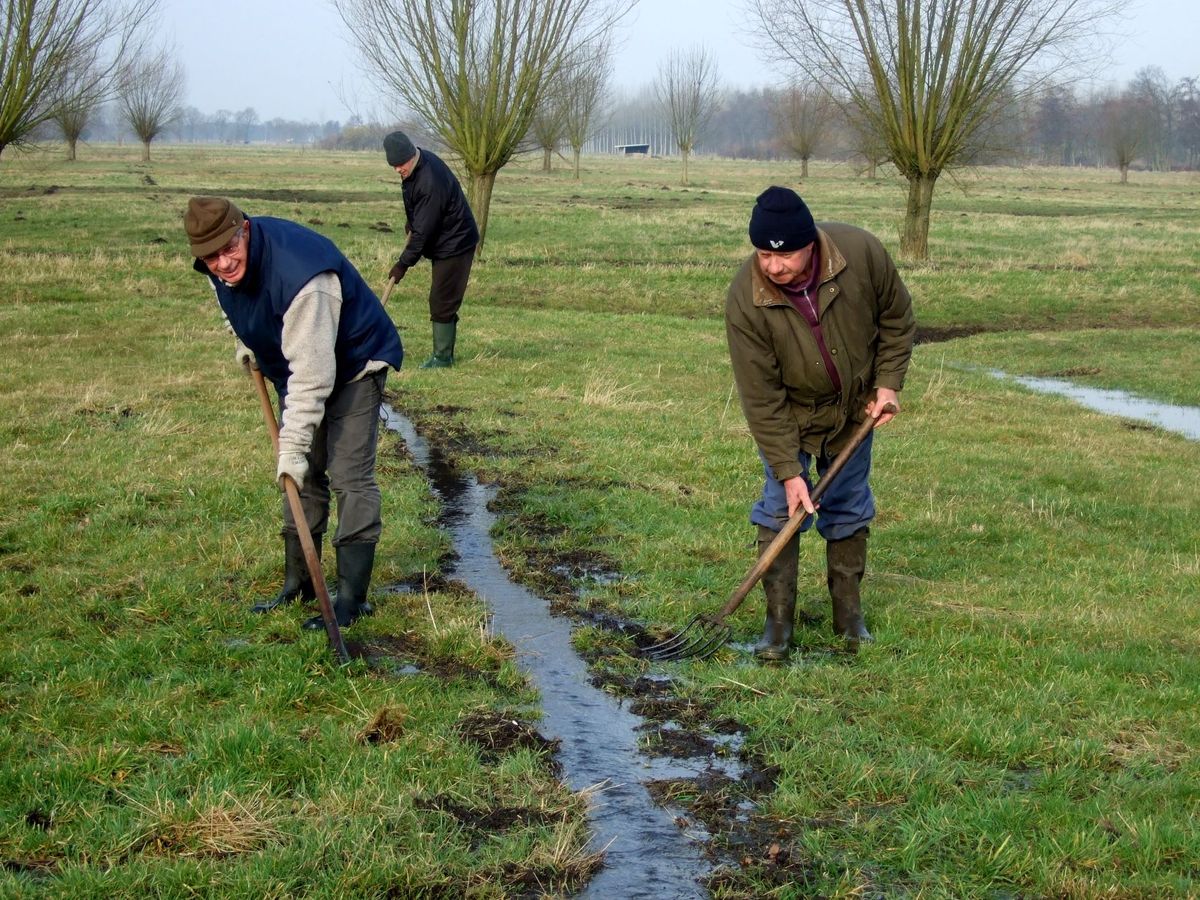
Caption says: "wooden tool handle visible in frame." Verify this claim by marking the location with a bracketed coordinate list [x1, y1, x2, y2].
[252, 369, 349, 664]
[710, 404, 895, 624]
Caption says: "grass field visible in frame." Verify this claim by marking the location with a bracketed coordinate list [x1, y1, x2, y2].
[1, 144, 1198, 898]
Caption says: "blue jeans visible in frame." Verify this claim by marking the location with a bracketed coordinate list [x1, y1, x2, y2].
[750, 431, 875, 541]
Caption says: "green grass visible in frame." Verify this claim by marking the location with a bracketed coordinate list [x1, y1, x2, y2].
[1, 144, 1198, 897]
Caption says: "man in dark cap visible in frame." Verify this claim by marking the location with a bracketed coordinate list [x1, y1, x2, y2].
[725, 186, 915, 660]
[383, 131, 479, 369]
[183, 196, 404, 631]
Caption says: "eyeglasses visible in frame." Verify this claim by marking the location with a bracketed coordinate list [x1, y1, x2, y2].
[200, 228, 244, 265]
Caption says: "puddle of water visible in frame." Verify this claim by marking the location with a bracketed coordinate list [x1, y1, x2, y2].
[383, 407, 727, 899]
[986, 370, 1200, 440]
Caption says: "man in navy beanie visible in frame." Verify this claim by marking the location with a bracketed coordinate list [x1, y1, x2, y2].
[383, 131, 479, 369]
[726, 186, 915, 659]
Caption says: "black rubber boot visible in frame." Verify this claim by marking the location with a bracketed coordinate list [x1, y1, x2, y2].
[828, 527, 873, 646]
[252, 532, 321, 613]
[753, 527, 799, 662]
[303, 543, 376, 630]
[419, 321, 456, 368]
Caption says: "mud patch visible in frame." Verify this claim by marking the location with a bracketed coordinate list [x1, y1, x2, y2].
[346, 628, 504, 686]
[24, 810, 52, 831]
[76, 404, 136, 428]
[390, 397, 515, 462]
[415, 794, 563, 836]
[646, 770, 821, 893]
[914, 324, 990, 344]
[457, 709, 562, 774]
[2, 857, 58, 876]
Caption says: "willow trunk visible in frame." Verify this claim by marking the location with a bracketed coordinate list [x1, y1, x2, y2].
[467, 170, 498, 255]
[900, 173, 937, 261]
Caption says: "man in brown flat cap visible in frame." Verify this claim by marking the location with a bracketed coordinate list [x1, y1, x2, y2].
[184, 196, 404, 631]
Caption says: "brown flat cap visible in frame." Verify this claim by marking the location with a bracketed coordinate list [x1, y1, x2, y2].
[184, 196, 244, 257]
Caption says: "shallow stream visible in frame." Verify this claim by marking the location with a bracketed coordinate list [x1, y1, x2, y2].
[383, 407, 735, 899]
[986, 370, 1200, 440]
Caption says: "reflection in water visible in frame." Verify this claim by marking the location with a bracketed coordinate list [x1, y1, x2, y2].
[987, 370, 1200, 440]
[383, 407, 724, 899]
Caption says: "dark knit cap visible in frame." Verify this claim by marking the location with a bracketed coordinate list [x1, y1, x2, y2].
[183, 196, 245, 257]
[748, 186, 817, 252]
[383, 131, 417, 167]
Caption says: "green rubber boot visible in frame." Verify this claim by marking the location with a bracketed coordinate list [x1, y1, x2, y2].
[828, 527, 874, 647]
[303, 543, 376, 630]
[419, 321, 456, 368]
[753, 526, 800, 662]
[251, 531, 322, 613]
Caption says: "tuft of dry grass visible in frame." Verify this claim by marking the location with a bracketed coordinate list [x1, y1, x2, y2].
[126, 788, 287, 858]
[357, 703, 409, 744]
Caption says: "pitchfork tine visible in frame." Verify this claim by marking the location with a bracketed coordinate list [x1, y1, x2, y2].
[667, 623, 730, 661]
[643, 617, 731, 661]
[642, 614, 706, 658]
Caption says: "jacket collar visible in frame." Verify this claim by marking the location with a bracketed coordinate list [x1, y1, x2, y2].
[750, 227, 847, 308]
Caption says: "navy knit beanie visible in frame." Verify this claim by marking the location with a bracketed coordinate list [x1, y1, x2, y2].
[748, 186, 817, 252]
[383, 131, 417, 167]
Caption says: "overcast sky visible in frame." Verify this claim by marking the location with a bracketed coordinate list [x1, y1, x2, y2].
[163, 0, 1200, 123]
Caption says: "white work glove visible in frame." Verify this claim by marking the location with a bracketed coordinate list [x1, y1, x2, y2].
[276, 451, 308, 490]
[235, 340, 258, 374]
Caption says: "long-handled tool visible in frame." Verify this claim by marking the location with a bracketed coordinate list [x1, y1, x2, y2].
[251, 368, 350, 664]
[381, 276, 397, 305]
[642, 403, 895, 662]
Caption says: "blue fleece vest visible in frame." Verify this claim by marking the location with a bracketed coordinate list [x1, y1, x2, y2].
[197, 217, 403, 391]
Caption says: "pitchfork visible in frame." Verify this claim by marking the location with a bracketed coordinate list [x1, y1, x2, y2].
[641, 405, 893, 662]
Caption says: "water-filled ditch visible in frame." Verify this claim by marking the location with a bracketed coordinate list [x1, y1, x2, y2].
[985, 370, 1200, 440]
[382, 407, 741, 898]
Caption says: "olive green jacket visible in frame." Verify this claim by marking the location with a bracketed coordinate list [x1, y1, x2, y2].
[725, 222, 915, 481]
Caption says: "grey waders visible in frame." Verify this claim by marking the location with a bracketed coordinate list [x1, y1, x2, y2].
[303, 542, 376, 630]
[753, 527, 800, 661]
[252, 531, 322, 613]
[828, 527, 873, 645]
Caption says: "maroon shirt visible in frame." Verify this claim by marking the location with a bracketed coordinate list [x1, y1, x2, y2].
[779, 248, 842, 393]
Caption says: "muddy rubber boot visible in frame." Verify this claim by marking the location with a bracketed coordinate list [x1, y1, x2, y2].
[828, 527, 873, 646]
[753, 528, 799, 662]
[419, 321, 456, 369]
[303, 543, 376, 630]
[252, 532, 322, 613]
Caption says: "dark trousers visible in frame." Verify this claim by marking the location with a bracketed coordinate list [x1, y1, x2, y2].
[280, 370, 387, 546]
[750, 430, 875, 541]
[428, 248, 475, 323]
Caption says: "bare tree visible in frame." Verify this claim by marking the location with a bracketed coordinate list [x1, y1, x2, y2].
[751, 0, 1121, 260]
[1101, 88, 1153, 183]
[210, 108, 231, 143]
[1126, 66, 1171, 171]
[0, 0, 156, 159]
[234, 106, 258, 144]
[1176, 76, 1200, 170]
[530, 82, 569, 172]
[845, 103, 890, 178]
[51, 60, 103, 160]
[335, 0, 631, 250]
[117, 44, 182, 161]
[774, 81, 835, 177]
[654, 45, 721, 185]
[562, 38, 613, 178]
